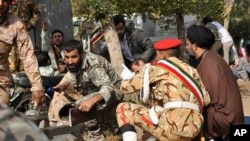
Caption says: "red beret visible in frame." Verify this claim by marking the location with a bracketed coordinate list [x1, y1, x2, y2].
[154, 38, 182, 50]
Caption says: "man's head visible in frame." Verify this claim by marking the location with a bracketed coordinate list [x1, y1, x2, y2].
[58, 59, 67, 73]
[51, 29, 64, 48]
[154, 38, 182, 61]
[113, 14, 126, 40]
[0, 0, 10, 24]
[202, 17, 213, 25]
[63, 40, 83, 73]
[35, 51, 51, 67]
[186, 25, 215, 59]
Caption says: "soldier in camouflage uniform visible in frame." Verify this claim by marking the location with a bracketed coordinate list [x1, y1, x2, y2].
[0, 0, 45, 107]
[48, 40, 123, 141]
[116, 38, 211, 141]
[8, 0, 39, 72]
[0, 104, 48, 141]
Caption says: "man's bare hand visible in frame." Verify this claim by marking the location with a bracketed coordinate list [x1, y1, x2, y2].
[78, 97, 96, 112]
[32, 90, 46, 108]
[77, 94, 103, 112]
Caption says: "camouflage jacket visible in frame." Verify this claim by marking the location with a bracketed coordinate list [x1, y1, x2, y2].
[121, 57, 211, 110]
[0, 13, 43, 91]
[9, 0, 39, 27]
[121, 57, 211, 135]
[65, 52, 123, 107]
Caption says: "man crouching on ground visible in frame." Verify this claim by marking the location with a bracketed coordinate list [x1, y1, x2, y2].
[48, 40, 123, 141]
[116, 38, 211, 141]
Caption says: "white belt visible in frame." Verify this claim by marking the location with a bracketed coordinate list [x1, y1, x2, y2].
[148, 101, 200, 125]
[164, 101, 200, 112]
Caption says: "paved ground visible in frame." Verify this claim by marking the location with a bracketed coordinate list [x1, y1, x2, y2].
[238, 80, 250, 117]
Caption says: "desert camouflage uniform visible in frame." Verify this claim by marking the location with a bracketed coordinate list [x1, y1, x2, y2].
[0, 13, 43, 105]
[48, 52, 123, 130]
[0, 104, 48, 141]
[8, 0, 40, 72]
[116, 57, 211, 141]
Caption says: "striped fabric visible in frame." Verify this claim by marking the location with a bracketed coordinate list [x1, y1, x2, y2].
[90, 26, 104, 46]
[156, 60, 204, 110]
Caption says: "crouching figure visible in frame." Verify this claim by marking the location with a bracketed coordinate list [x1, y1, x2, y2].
[116, 38, 211, 141]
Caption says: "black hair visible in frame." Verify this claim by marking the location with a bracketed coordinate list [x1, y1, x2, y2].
[63, 39, 83, 54]
[187, 25, 215, 49]
[202, 17, 213, 25]
[35, 51, 51, 66]
[51, 29, 64, 37]
[113, 14, 126, 26]
[132, 58, 146, 66]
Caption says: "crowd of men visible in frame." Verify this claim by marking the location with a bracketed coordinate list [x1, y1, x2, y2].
[0, 0, 247, 141]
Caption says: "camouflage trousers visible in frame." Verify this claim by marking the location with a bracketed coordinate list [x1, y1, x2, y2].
[116, 102, 201, 141]
[0, 104, 48, 141]
[48, 86, 83, 127]
[0, 85, 10, 105]
[8, 46, 24, 73]
[0, 75, 12, 105]
[48, 86, 122, 132]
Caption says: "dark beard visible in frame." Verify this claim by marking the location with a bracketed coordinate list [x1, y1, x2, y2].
[0, 6, 9, 25]
[67, 59, 83, 73]
[0, 13, 7, 25]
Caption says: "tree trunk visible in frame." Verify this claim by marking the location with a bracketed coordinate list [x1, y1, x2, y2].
[176, 14, 187, 62]
[223, 0, 234, 29]
[103, 22, 124, 74]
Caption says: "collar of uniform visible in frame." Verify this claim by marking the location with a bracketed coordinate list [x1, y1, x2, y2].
[167, 56, 180, 62]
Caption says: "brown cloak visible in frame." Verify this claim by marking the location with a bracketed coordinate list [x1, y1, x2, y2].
[197, 50, 244, 137]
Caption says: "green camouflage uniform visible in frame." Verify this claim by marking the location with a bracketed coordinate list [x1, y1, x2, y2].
[0, 104, 48, 141]
[48, 52, 123, 130]
[8, 0, 40, 73]
[116, 57, 211, 141]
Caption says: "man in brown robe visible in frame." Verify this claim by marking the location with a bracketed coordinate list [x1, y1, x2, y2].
[185, 25, 244, 141]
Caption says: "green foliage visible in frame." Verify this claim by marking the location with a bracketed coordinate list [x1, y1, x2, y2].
[230, 17, 250, 45]
[71, 0, 224, 30]
[71, 0, 115, 25]
[229, 0, 250, 46]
